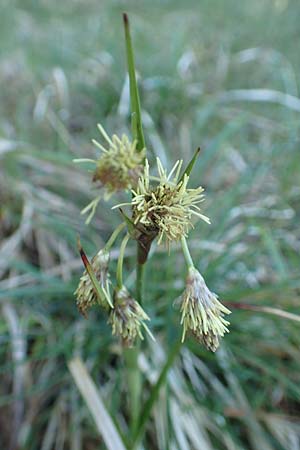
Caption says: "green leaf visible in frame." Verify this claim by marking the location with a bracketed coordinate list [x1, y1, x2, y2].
[123, 13, 145, 152]
[179, 147, 201, 184]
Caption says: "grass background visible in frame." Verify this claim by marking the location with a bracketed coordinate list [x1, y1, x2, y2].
[1, 0, 300, 449]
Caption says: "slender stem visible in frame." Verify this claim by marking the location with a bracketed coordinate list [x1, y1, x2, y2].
[104, 222, 126, 252]
[136, 259, 145, 304]
[124, 244, 145, 441]
[123, 344, 141, 442]
[181, 236, 194, 268]
[116, 233, 130, 289]
[132, 337, 182, 447]
[122, 12, 146, 444]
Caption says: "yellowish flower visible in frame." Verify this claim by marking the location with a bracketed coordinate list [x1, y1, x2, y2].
[108, 285, 153, 347]
[77, 124, 146, 224]
[116, 157, 210, 246]
[179, 267, 230, 352]
[74, 248, 112, 316]
[92, 123, 145, 196]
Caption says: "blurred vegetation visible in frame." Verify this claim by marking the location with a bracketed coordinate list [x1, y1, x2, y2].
[1, 0, 300, 449]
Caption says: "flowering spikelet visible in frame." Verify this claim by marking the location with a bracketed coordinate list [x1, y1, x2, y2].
[108, 286, 153, 347]
[74, 249, 112, 316]
[179, 267, 230, 352]
[92, 123, 145, 197]
[116, 158, 210, 247]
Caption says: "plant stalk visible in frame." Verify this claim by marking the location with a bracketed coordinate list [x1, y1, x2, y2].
[124, 246, 145, 440]
[181, 236, 194, 268]
[122, 12, 146, 443]
[104, 222, 126, 252]
[116, 233, 130, 289]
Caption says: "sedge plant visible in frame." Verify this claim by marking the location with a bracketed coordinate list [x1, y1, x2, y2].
[73, 13, 230, 448]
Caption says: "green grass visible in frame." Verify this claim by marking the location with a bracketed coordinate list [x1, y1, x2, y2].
[1, 0, 300, 449]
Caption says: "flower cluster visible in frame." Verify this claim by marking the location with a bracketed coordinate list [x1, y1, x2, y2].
[117, 158, 210, 247]
[92, 124, 145, 197]
[74, 14, 231, 353]
[74, 125, 231, 351]
[108, 286, 153, 347]
[76, 124, 146, 224]
[74, 237, 152, 347]
[178, 266, 230, 352]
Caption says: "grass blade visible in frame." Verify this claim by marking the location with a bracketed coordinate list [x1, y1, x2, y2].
[227, 302, 300, 323]
[68, 357, 127, 450]
[179, 147, 201, 184]
[123, 13, 145, 152]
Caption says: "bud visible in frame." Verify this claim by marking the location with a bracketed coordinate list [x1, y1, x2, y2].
[178, 267, 230, 352]
[74, 249, 112, 317]
[108, 286, 153, 347]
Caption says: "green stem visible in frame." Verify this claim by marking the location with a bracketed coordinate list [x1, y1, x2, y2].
[136, 258, 145, 304]
[132, 337, 182, 447]
[104, 222, 126, 252]
[116, 233, 130, 289]
[181, 236, 194, 268]
[123, 343, 141, 441]
[123, 246, 145, 441]
[122, 12, 146, 444]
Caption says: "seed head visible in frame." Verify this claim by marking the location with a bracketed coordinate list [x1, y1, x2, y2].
[92, 123, 145, 197]
[117, 158, 210, 247]
[179, 267, 230, 352]
[108, 286, 153, 347]
[74, 249, 112, 316]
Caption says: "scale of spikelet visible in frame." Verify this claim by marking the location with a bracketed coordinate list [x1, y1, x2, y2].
[74, 249, 111, 317]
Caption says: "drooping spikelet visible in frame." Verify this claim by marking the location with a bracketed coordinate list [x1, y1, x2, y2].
[178, 267, 230, 352]
[116, 157, 210, 247]
[92, 123, 145, 196]
[74, 248, 112, 316]
[108, 285, 153, 347]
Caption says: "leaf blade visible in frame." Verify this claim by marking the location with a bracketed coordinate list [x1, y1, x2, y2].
[68, 357, 128, 450]
[123, 13, 145, 152]
[179, 147, 201, 184]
